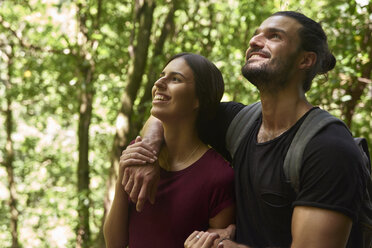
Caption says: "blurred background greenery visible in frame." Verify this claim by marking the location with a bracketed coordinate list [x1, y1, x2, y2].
[0, 0, 371, 247]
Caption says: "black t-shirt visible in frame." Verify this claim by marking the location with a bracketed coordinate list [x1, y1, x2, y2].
[206, 101, 365, 247]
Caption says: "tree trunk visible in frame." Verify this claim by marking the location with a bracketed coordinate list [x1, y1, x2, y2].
[97, 1, 156, 247]
[3, 47, 20, 248]
[76, 63, 95, 248]
[75, 0, 102, 245]
[136, 0, 180, 128]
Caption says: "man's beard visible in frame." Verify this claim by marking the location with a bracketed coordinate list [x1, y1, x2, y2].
[241, 55, 296, 93]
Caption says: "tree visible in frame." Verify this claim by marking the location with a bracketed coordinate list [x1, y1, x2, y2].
[74, 1, 103, 246]
[0, 41, 20, 248]
[0, 1, 371, 247]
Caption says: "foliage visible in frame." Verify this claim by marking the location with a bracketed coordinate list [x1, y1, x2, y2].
[0, 0, 371, 247]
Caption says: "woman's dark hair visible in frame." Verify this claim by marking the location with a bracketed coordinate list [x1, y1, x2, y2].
[166, 53, 224, 140]
[272, 11, 336, 92]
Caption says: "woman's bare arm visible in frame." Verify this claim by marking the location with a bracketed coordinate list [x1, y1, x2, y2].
[103, 181, 129, 248]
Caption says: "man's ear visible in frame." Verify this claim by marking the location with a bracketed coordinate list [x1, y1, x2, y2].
[193, 99, 199, 110]
[299, 51, 317, 70]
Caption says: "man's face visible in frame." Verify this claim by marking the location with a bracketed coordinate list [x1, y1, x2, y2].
[242, 15, 303, 92]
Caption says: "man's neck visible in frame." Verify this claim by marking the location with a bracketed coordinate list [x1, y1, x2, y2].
[257, 88, 312, 143]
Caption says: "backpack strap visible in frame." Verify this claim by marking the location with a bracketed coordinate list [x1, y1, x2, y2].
[226, 102, 262, 159]
[355, 137, 372, 173]
[283, 108, 349, 193]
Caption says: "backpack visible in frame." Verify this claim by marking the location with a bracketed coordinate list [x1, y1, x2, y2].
[226, 102, 372, 247]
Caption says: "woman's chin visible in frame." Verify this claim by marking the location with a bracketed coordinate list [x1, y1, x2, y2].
[150, 108, 164, 120]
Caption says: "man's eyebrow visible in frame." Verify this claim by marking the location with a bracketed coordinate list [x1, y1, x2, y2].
[267, 27, 286, 34]
[253, 27, 286, 35]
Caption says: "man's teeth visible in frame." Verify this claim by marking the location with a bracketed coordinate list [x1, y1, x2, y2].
[250, 54, 265, 59]
[154, 95, 167, 101]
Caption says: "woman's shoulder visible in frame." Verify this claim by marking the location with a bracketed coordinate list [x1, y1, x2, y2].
[203, 148, 230, 164]
[197, 148, 234, 178]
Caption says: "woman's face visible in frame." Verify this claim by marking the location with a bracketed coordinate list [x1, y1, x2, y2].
[151, 57, 199, 122]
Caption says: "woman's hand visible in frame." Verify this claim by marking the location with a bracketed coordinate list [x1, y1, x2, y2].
[184, 231, 220, 248]
[185, 225, 238, 248]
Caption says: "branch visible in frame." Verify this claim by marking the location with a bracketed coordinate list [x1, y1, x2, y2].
[94, 0, 102, 31]
[358, 77, 372, 84]
[0, 15, 65, 54]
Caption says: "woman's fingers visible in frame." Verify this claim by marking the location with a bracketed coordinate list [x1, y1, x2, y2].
[184, 231, 219, 248]
[185, 231, 204, 247]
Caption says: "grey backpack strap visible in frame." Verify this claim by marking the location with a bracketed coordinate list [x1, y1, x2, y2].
[226, 102, 262, 159]
[283, 108, 347, 193]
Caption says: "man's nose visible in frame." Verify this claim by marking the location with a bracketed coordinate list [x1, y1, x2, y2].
[249, 33, 265, 49]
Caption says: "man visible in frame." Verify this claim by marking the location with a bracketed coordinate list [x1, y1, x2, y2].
[120, 11, 366, 247]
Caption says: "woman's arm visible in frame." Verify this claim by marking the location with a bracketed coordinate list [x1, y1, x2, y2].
[185, 164, 236, 248]
[103, 182, 129, 248]
[104, 137, 152, 247]
[209, 205, 235, 229]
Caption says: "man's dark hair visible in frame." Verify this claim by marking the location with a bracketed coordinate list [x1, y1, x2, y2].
[167, 53, 224, 140]
[272, 11, 336, 92]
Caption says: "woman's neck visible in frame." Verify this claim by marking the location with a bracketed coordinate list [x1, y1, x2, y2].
[160, 122, 207, 171]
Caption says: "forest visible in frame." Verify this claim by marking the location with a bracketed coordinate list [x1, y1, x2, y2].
[0, 0, 371, 247]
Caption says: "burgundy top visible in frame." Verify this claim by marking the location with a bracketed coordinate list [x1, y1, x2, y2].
[128, 148, 235, 248]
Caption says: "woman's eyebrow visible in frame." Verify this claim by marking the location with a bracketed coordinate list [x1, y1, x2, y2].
[161, 71, 186, 79]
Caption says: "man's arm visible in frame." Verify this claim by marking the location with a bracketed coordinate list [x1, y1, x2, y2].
[217, 240, 250, 248]
[122, 115, 164, 212]
[140, 115, 164, 149]
[183, 206, 352, 248]
[291, 206, 352, 248]
[123, 102, 245, 211]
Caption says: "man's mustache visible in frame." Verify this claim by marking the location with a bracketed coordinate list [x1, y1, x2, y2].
[246, 49, 271, 60]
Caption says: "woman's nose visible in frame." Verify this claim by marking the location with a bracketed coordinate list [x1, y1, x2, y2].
[154, 77, 167, 89]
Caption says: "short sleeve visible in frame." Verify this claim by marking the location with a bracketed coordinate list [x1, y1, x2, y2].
[293, 123, 366, 220]
[208, 159, 235, 218]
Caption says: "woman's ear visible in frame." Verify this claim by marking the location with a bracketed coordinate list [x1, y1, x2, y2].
[299, 51, 317, 70]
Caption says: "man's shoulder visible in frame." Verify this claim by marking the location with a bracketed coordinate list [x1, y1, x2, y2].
[309, 121, 356, 151]
[218, 101, 246, 118]
[303, 120, 364, 171]
[297, 120, 366, 221]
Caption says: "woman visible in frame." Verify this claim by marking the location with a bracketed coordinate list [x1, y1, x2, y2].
[104, 53, 235, 248]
